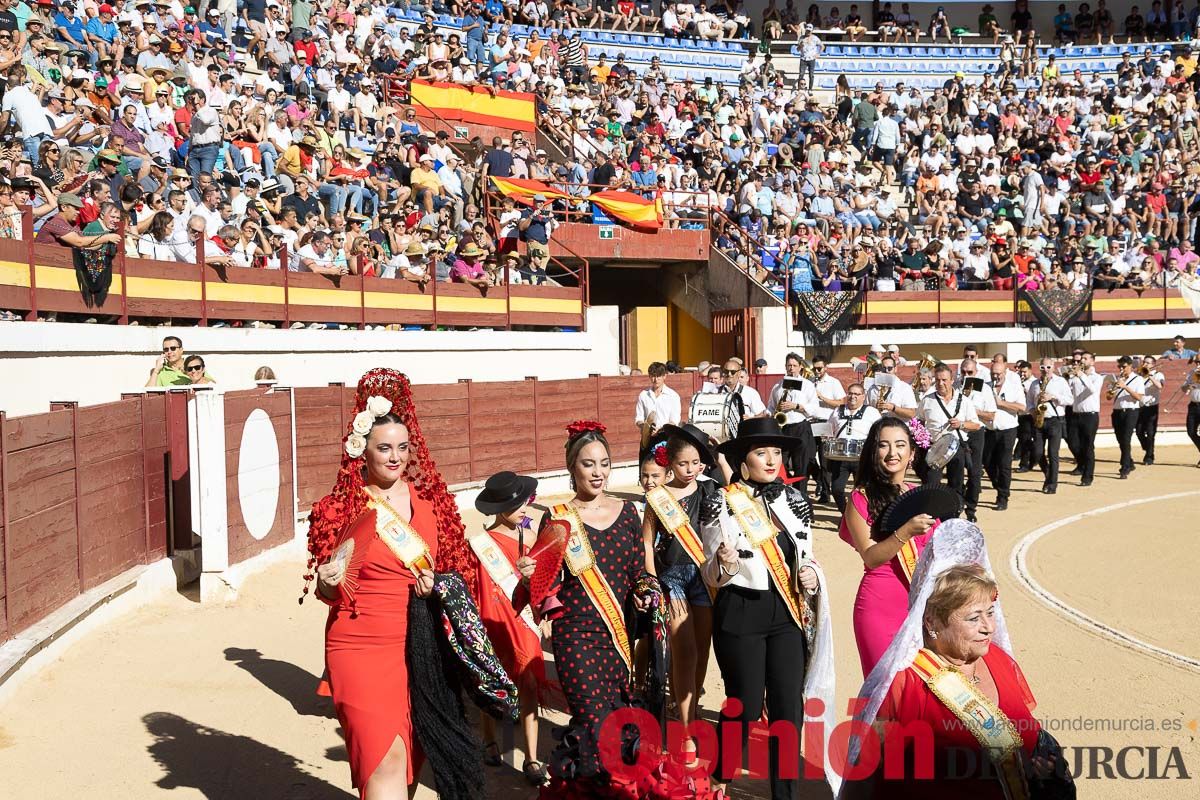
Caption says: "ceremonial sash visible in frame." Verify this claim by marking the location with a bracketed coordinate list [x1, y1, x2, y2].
[469, 530, 541, 636]
[896, 537, 920, 587]
[365, 489, 434, 574]
[646, 486, 716, 602]
[910, 648, 1030, 800]
[550, 503, 632, 673]
[723, 484, 809, 629]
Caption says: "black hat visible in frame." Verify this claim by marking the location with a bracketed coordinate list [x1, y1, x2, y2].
[717, 418, 793, 463]
[474, 471, 537, 516]
[655, 423, 717, 468]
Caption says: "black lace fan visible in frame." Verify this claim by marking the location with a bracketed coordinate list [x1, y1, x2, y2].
[878, 485, 963, 533]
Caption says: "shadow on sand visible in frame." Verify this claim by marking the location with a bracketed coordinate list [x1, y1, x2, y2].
[225, 647, 335, 717]
[143, 712, 354, 799]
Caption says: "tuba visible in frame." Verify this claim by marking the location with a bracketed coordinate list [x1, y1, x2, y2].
[911, 352, 939, 390]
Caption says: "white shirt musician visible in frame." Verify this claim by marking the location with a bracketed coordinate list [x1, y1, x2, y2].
[1139, 357, 1165, 407]
[917, 367, 982, 442]
[1025, 366, 1072, 419]
[634, 366, 681, 435]
[1067, 357, 1106, 414]
[987, 368, 1024, 432]
[1109, 366, 1147, 412]
[866, 356, 917, 420]
[830, 385, 882, 441]
[810, 360, 846, 421]
[717, 360, 767, 417]
[768, 356, 820, 424]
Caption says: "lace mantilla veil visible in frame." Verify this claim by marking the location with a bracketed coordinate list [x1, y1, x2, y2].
[836, 519, 1014, 795]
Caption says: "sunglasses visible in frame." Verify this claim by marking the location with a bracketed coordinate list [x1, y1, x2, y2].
[163, 345, 180, 352]
[185, 364, 205, 372]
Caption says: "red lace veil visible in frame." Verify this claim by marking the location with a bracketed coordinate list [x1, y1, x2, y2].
[303, 368, 476, 599]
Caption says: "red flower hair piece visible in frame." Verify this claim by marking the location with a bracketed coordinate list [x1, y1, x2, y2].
[303, 368, 477, 601]
[652, 442, 669, 467]
[566, 419, 607, 439]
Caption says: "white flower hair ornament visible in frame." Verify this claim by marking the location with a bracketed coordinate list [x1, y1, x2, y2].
[344, 396, 397, 458]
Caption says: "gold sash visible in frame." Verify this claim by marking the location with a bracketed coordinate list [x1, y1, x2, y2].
[723, 484, 809, 629]
[910, 648, 1030, 800]
[551, 503, 632, 673]
[469, 530, 541, 636]
[365, 488, 434, 575]
[896, 537, 920, 587]
[646, 485, 716, 602]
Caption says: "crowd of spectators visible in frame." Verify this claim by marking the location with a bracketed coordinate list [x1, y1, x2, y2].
[2, 1, 1200, 325]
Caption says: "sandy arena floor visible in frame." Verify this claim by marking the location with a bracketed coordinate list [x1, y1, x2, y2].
[1, 445, 1198, 799]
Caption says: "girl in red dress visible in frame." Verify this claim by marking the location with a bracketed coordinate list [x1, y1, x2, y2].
[471, 470, 557, 786]
[304, 368, 482, 800]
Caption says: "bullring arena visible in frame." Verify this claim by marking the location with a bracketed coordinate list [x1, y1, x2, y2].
[3, 3, 1200, 799]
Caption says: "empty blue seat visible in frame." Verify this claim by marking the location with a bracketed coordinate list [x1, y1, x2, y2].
[879, 46, 895, 56]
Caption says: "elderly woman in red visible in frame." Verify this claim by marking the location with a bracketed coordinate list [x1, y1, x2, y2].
[305, 368, 508, 800]
[839, 520, 1073, 800]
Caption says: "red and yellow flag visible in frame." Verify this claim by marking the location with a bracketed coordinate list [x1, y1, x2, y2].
[490, 177, 663, 231]
[410, 80, 536, 132]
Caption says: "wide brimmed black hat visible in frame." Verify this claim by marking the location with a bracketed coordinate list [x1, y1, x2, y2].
[474, 471, 537, 516]
[717, 418, 794, 462]
[655, 423, 717, 468]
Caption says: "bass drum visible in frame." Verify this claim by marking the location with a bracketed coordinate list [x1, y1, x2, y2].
[688, 392, 744, 444]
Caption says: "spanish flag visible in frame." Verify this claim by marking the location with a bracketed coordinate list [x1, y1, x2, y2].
[410, 80, 536, 132]
[490, 177, 664, 231]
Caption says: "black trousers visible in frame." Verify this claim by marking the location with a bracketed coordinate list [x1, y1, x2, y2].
[985, 428, 1017, 501]
[1135, 403, 1160, 461]
[713, 585, 808, 800]
[1069, 411, 1100, 482]
[1188, 402, 1200, 455]
[782, 421, 816, 489]
[828, 458, 856, 514]
[1063, 405, 1080, 462]
[1112, 408, 1141, 473]
[1031, 417, 1064, 489]
[923, 443, 968, 501]
[964, 429, 985, 514]
[1016, 414, 1036, 469]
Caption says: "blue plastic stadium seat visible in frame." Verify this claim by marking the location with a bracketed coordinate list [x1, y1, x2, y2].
[879, 46, 895, 56]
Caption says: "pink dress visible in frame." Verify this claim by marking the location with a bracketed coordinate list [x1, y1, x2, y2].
[837, 486, 936, 677]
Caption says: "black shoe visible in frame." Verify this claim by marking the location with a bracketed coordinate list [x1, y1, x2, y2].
[1143, 456, 1154, 465]
[996, 498, 1008, 511]
[1128, 464, 1137, 473]
[1015, 466, 1031, 473]
[1068, 467, 1083, 476]
[1080, 479, 1093, 487]
[966, 512, 978, 523]
[1119, 470, 1129, 479]
[523, 760, 548, 786]
[816, 493, 830, 505]
[1042, 486, 1056, 494]
[483, 741, 502, 767]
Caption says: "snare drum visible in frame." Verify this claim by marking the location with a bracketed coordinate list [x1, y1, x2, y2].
[822, 437, 865, 462]
[688, 392, 744, 444]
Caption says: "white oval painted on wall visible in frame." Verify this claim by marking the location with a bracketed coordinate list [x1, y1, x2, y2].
[238, 408, 281, 541]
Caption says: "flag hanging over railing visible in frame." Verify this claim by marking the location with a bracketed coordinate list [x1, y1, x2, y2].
[490, 177, 664, 230]
[410, 80, 536, 132]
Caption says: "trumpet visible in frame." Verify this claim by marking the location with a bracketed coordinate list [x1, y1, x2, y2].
[1138, 363, 1152, 378]
[1104, 375, 1122, 401]
[797, 358, 816, 381]
[912, 352, 939, 390]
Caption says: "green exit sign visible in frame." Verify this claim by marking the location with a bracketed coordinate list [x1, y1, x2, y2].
[599, 227, 614, 239]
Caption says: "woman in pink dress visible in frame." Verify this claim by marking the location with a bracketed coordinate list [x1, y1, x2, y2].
[838, 417, 938, 677]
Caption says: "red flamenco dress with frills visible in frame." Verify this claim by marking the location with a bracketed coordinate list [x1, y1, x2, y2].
[321, 493, 438, 797]
[538, 502, 718, 800]
[476, 527, 563, 708]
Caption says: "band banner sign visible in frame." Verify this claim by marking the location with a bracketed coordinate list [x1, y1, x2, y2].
[490, 177, 664, 230]
[409, 80, 536, 132]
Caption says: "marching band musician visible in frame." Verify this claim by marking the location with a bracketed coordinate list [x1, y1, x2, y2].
[827, 383, 881, 514]
[634, 362, 682, 442]
[1027, 357, 1073, 495]
[1110, 356, 1147, 479]
[718, 358, 767, 418]
[1066, 351, 1104, 486]
[1063, 347, 1086, 467]
[984, 355, 1025, 511]
[955, 359, 989, 523]
[768, 353, 820, 497]
[1135, 354, 1165, 466]
[1184, 356, 1200, 465]
[810, 355, 847, 504]
[1014, 360, 1037, 473]
[917, 364, 982, 517]
[866, 354, 918, 421]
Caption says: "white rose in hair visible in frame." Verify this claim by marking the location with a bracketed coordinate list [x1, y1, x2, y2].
[352, 410, 375, 435]
[345, 433, 367, 459]
[367, 395, 393, 417]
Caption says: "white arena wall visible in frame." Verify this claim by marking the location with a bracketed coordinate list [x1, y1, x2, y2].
[0, 307, 621, 417]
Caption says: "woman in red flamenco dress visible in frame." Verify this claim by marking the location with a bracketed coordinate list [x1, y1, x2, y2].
[305, 368, 492, 800]
[523, 421, 719, 800]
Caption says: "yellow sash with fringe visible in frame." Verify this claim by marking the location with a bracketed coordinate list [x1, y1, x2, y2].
[723, 483, 809, 629]
[910, 648, 1030, 800]
[896, 538, 920, 587]
[469, 530, 540, 636]
[551, 503, 632, 673]
[645, 486, 716, 602]
[366, 489, 434, 574]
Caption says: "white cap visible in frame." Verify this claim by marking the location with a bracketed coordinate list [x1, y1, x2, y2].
[886, 344, 900, 353]
[870, 343, 885, 353]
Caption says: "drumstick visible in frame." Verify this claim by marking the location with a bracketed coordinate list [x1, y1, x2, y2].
[519, 529, 526, 559]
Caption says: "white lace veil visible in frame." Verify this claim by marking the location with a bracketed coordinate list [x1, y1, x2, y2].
[836, 519, 1013, 790]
